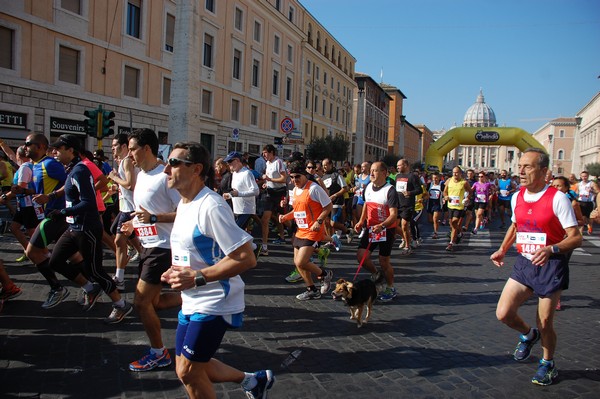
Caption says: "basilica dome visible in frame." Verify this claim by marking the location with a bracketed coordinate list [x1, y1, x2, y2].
[463, 89, 497, 127]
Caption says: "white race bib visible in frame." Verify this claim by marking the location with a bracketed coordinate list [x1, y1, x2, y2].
[132, 216, 159, 245]
[516, 232, 547, 260]
[171, 248, 191, 267]
[294, 211, 309, 229]
[449, 196, 460, 206]
[396, 181, 407, 192]
[65, 200, 74, 224]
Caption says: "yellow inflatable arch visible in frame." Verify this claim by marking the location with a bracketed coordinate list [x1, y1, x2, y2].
[424, 127, 547, 173]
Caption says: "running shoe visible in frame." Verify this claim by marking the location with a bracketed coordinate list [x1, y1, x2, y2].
[319, 269, 334, 294]
[531, 359, 558, 386]
[0, 285, 22, 301]
[398, 239, 406, 249]
[445, 243, 454, 252]
[271, 237, 286, 244]
[358, 229, 366, 239]
[296, 289, 321, 300]
[514, 328, 540, 361]
[285, 269, 303, 283]
[472, 228, 478, 235]
[244, 369, 275, 399]
[317, 246, 330, 268]
[379, 287, 397, 302]
[41, 287, 70, 309]
[260, 245, 269, 257]
[398, 247, 413, 256]
[432, 232, 438, 239]
[104, 301, 133, 324]
[456, 232, 463, 244]
[253, 243, 262, 262]
[346, 229, 354, 244]
[331, 234, 342, 251]
[81, 283, 103, 312]
[15, 253, 28, 262]
[129, 347, 172, 372]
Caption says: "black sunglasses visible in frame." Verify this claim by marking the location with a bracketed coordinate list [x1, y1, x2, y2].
[306, 166, 315, 169]
[168, 158, 194, 167]
[25, 141, 38, 147]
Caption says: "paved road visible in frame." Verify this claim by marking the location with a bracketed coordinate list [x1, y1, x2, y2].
[1, 219, 599, 398]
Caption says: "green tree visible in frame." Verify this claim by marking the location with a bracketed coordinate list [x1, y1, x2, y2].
[584, 162, 600, 178]
[381, 154, 400, 169]
[306, 135, 350, 162]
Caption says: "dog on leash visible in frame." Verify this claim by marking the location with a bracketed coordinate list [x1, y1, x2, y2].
[332, 272, 385, 328]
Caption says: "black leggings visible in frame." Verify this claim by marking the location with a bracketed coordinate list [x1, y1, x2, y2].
[49, 223, 116, 295]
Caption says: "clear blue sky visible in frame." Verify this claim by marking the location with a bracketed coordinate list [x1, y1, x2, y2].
[300, 0, 600, 134]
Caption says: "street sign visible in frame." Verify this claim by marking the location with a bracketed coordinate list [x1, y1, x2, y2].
[232, 128, 239, 141]
[280, 117, 293, 134]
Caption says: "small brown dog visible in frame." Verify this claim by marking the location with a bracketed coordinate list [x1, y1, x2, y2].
[332, 277, 379, 328]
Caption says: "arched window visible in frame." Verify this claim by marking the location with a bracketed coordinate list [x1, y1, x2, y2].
[557, 149, 564, 160]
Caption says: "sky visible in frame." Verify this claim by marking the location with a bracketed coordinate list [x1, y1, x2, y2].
[299, 0, 600, 134]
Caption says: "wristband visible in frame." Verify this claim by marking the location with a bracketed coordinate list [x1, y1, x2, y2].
[551, 245, 560, 254]
[149, 214, 158, 224]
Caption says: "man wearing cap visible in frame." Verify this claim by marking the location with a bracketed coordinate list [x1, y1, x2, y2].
[279, 161, 334, 300]
[46, 134, 132, 323]
[223, 151, 259, 230]
[259, 144, 287, 255]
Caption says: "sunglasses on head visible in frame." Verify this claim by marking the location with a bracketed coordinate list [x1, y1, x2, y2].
[168, 158, 194, 167]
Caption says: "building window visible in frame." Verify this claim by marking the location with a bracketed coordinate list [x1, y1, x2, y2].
[61, 0, 81, 14]
[165, 13, 175, 52]
[307, 60, 311, 74]
[314, 95, 318, 112]
[234, 7, 243, 31]
[559, 129, 565, 138]
[253, 21, 261, 42]
[557, 149, 564, 160]
[126, 0, 142, 39]
[59, 46, 79, 84]
[273, 34, 280, 55]
[162, 77, 171, 105]
[0, 26, 14, 70]
[287, 44, 293, 63]
[288, 6, 295, 22]
[305, 91, 310, 109]
[203, 33, 213, 68]
[329, 103, 333, 119]
[323, 72, 327, 85]
[250, 105, 258, 126]
[272, 70, 279, 96]
[124, 65, 140, 98]
[201, 90, 212, 114]
[315, 66, 320, 80]
[252, 59, 260, 87]
[205, 0, 215, 13]
[275, 0, 281, 12]
[322, 99, 326, 116]
[231, 99, 240, 121]
[286, 77, 292, 101]
[233, 49, 242, 80]
[271, 112, 277, 130]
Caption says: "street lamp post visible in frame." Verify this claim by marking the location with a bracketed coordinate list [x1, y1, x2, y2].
[548, 133, 554, 174]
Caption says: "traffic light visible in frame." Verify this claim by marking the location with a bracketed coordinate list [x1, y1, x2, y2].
[83, 108, 100, 137]
[101, 110, 115, 138]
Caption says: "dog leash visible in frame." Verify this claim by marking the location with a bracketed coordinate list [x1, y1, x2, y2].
[352, 233, 375, 281]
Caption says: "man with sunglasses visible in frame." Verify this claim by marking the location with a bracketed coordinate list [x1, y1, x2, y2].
[279, 161, 334, 300]
[160, 142, 273, 399]
[122, 128, 182, 372]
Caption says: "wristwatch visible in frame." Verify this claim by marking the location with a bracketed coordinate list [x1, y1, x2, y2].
[149, 214, 158, 224]
[194, 271, 207, 287]
[551, 245, 560, 254]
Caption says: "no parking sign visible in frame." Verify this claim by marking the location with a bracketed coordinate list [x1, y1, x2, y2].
[280, 117, 293, 134]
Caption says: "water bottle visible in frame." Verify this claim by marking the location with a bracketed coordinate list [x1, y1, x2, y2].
[280, 349, 302, 369]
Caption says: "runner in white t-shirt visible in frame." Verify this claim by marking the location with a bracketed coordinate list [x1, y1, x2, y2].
[161, 141, 274, 399]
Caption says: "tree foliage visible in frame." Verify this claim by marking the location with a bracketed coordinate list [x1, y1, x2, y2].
[584, 162, 600, 178]
[306, 135, 350, 162]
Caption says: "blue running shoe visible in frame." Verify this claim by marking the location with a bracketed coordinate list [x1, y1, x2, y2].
[379, 287, 397, 302]
[244, 370, 275, 399]
[514, 328, 540, 361]
[129, 348, 172, 372]
[331, 234, 342, 251]
[271, 237, 285, 244]
[531, 359, 558, 386]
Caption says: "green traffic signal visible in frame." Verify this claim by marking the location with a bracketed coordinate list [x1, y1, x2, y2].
[83, 109, 99, 137]
[102, 110, 115, 138]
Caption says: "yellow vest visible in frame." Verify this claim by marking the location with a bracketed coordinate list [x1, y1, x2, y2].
[447, 178, 466, 210]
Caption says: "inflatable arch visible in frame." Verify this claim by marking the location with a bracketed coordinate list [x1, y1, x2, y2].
[424, 127, 547, 172]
